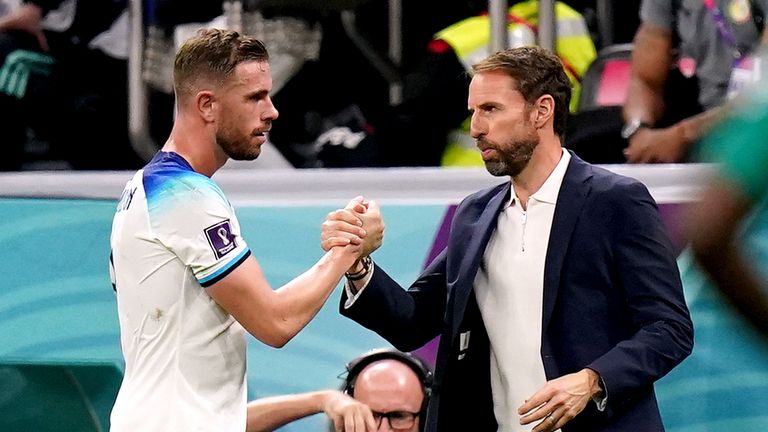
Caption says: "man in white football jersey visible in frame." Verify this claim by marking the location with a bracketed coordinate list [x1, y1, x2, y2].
[108, 28, 379, 432]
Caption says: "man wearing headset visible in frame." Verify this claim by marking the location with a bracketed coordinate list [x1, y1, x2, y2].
[246, 348, 432, 432]
[340, 348, 432, 432]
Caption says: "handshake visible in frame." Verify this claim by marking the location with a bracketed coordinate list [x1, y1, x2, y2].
[320, 196, 385, 277]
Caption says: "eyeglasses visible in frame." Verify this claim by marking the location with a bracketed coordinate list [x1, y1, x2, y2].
[372, 410, 419, 430]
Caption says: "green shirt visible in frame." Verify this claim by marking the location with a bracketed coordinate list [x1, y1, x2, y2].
[701, 78, 768, 201]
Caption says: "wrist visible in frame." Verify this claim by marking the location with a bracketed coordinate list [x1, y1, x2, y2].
[584, 368, 604, 397]
[348, 258, 366, 274]
[316, 390, 335, 412]
[345, 256, 372, 281]
[621, 118, 652, 140]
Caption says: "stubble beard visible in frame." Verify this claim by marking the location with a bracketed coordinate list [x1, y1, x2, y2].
[483, 135, 539, 177]
[216, 128, 262, 161]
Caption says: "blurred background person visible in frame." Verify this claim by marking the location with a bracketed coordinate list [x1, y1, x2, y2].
[687, 64, 768, 338]
[0, 0, 142, 170]
[622, 0, 767, 163]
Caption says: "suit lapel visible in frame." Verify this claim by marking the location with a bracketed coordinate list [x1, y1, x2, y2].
[542, 154, 593, 333]
[450, 183, 509, 340]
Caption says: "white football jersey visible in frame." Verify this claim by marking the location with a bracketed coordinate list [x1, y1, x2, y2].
[109, 152, 249, 432]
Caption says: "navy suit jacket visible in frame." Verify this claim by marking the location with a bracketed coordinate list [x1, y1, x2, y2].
[341, 153, 694, 432]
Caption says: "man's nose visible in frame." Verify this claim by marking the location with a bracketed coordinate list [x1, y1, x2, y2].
[263, 97, 279, 121]
[469, 115, 485, 139]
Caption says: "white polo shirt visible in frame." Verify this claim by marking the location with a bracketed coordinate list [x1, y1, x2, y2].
[474, 150, 570, 432]
[109, 152, 250, 432]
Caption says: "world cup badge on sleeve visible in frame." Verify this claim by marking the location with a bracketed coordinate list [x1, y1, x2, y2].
[205, 220, 237, 259]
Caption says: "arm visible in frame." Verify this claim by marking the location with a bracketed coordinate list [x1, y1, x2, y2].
[321, 198, 446, 351]
[622, 21, 719, 163]
[588, 181, 694, 405]
[246, 390, 375, 432]
[207, 244, 361, 348]
[625, 103, 727, 163]
[340, 250, 448, 352]
[625, 20, 765, 163]
[688, 179, 768, 338]
[157, 184, 366, 349]
[623, 22, 674, 128]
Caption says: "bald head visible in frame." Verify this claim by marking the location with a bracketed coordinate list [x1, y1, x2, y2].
[352, 359, 424, 431]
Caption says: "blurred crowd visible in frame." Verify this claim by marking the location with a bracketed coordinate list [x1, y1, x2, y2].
[0, 0, 764, 171]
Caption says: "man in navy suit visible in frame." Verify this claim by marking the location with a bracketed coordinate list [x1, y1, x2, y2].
[321, 46, 693, 432]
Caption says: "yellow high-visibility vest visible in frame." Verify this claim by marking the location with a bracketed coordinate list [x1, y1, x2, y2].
[439, 0, 596, 167]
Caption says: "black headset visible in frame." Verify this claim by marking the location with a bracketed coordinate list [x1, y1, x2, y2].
[343, 348, 433, 411]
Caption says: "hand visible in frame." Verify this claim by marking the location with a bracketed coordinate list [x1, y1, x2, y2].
[518, 369, 601, 432]
[0, 4, 49, 51]
[330, 237, 365, 270]
[623, 125, 687, 163]
[321, 196, 385, 260]
[322, 390, 377, 432]
[357, 200, 384, 258]
[321, 197, 368, 251]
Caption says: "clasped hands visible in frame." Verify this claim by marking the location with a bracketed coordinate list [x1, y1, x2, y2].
[321, 196, 385, 272]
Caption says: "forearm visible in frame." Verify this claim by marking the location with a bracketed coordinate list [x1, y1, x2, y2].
[674, 106, 726, 144]
[272, 247, 358, 340]
[342, 264, 444, 351]
[246, 391, 330, 432]
[623, 23, 674, 125]
[623, 78, 665, 125]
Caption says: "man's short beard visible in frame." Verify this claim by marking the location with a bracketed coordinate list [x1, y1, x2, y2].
[217, 131, 261, 161]
[484, 137, 538, 177]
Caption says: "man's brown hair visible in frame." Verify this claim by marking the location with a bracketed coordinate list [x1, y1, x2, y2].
[173, 28, 269, 97]
[472, 46, 572, 137]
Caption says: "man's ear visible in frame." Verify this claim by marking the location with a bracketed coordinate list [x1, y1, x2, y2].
[533, 94, 555, 129]
[195, 90, 216, 123]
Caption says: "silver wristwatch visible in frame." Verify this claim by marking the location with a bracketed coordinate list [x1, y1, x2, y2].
[621, 119, 651, 140]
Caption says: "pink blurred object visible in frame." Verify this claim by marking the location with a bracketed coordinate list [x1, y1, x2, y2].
[596, 59, 632, 107]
